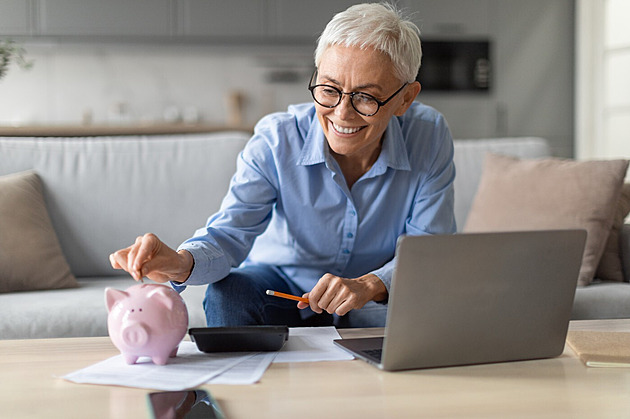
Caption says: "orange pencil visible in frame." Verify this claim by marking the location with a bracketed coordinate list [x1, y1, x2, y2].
[266, 289, 310, 304]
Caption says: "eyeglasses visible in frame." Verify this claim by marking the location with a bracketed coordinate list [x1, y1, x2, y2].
[308, 70, 407, 117]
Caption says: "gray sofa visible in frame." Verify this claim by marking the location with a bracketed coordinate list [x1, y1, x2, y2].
[1, 134, 628, 339]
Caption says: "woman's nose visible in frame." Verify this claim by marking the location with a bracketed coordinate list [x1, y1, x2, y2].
[334, 94, 356, 119]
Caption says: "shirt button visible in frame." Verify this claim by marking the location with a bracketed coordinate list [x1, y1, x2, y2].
[347, 233, 354, 238]
[350, 210, 356, 216]
[342, 249, 350, 254]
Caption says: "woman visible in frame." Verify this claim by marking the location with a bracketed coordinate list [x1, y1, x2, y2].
[110, 3, 456, 328]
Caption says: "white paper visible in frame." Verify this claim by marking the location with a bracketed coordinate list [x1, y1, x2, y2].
[206, 352, 277, 384]
[63, 327, 352, 390]
[62, 341, 253, 391]
[273, 326, 355, 363]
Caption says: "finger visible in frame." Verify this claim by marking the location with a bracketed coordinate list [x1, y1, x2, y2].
[136, 257, 167, 283]
[133, 236, 153, 270]
[126, 236, 144, 279]
[322, 290, 349, 314]
[297, 293, 310, 310]
[318, 290, 337, 314]
[136, 233, 162, 269]
[316, 277, 344, 313]
[307, 293, 323, 314]
[308, 299, 323, 314]
[109, 251, 123, 270]
[132, 234, 160, 280]
[110, 249, 145, 283]
[335, 299, 355, 316]
[308, 275, 334, 313]
[333, 288, 364, 315]
[111, 247, 133, 271]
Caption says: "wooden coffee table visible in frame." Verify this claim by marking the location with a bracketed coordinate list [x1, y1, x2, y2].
[2, 320, 629, 418]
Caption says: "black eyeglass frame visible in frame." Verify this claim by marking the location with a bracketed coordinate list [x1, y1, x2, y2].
[308, 70, 408, 117]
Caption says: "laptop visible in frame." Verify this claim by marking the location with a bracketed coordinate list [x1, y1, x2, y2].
[334, 229, 587, 371]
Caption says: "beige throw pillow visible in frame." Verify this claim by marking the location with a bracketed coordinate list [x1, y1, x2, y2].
[463, 154, 629, 287]
[595, 183, 630, 282]
[0, 170, 78, 293]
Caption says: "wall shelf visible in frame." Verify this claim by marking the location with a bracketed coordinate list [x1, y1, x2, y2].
[0, 122, 253, 137]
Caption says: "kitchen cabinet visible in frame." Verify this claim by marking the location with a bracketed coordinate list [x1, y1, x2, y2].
[1, 0, 373, 42]
[178, 0, 359, 41]
[39, 0, 172, 37]
[402, 0, 490, 38]
[269, 0, 358, 39]
[0, 0, 34, 35]
[177, 0, 265, 38]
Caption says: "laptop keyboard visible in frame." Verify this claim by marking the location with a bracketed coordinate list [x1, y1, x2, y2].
[362, 348, 383, 362]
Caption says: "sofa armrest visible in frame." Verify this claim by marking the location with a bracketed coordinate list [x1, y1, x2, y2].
[621, 224, 630, 282]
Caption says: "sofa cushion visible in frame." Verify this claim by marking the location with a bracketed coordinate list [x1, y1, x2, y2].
[572, 282, 630, 320]
[463, 154, 629, 287]
[0, 133, 250, 277]
[452, 137, 551, 229]
[596, 184, 630, 282]
[0, 276, 207, 339]
[0, 170, 78, 293]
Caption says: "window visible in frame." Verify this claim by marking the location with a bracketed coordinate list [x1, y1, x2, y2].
[576, 0, 630, 165]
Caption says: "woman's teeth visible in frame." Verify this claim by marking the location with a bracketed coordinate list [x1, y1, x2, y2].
[333, 123, 361, 134]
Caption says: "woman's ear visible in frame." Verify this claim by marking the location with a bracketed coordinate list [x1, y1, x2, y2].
[394, 81, 421, 116]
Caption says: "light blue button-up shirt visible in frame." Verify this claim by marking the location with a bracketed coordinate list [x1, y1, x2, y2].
[177, 102, 456, 295]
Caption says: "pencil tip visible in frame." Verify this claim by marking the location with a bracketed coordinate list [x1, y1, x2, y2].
[265, 290, 273, 295]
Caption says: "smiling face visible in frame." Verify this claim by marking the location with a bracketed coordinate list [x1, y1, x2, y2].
[314, 45, 420, 171]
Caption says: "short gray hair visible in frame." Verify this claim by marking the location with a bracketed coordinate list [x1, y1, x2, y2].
[314, 2, 422, 83]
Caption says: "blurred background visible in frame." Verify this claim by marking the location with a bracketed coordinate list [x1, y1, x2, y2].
[0, 0, 627, 161]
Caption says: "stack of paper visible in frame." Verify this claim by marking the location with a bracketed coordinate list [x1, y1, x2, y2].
[62, 326, 353, 390]
[62, 342, 260, 390]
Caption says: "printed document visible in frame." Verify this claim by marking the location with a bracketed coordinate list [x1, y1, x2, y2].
[273, 326, 354, 363]
[62, 341, 254, 390]
[63, 326, 353, 390]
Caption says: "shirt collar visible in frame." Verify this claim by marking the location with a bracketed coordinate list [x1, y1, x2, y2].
[297, 118, 328, 166]
[376, 118, 411, 172]
[297, 114, 411, 172]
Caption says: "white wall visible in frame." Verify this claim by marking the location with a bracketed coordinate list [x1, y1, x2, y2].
[0, 42, 314, 127]
[421, 0, 574, 156]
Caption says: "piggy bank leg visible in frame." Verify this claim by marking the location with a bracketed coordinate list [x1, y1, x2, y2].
[152, 354, 170, 365]
[122, 353, 139, 365]
[152, 346, 178, 365]
[169, 345, 179, 358]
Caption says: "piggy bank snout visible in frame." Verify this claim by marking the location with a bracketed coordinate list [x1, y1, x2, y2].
[121, 321, 150, 347]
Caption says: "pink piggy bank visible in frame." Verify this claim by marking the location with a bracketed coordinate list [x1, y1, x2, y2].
[105, 283, 188, 365]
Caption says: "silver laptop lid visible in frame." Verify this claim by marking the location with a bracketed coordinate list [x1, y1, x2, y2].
[381, 230, 586, 371]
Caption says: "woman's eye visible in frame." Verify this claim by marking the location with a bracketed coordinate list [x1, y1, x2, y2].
[354, 94, 375, 105]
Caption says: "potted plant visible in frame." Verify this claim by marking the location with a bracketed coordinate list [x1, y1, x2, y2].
[0, 39, 33, 80]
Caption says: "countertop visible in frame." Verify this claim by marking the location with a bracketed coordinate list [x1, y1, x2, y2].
[0, 123, 253, 137]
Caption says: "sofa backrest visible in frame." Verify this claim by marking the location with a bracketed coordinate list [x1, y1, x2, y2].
[0, 133, 250, 277]
[0, 133, 551, 277]
[452, 137, 551, 229]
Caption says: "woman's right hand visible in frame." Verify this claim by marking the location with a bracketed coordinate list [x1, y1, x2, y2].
[109, 233, 193, 284]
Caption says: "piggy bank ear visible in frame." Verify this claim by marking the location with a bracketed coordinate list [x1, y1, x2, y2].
[147, 287, 175, 310]
[105, 288, 129, 312]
